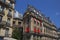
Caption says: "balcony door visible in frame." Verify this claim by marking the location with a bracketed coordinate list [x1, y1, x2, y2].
[5, 28, 9, 37]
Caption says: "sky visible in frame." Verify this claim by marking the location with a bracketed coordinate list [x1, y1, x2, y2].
[15, 0, 60, 28]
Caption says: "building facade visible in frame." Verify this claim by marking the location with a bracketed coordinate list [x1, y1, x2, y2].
[23, 5, 58, 40]
[57, 28, 60, 40]
[0, 0, 15, 39]
[13, 11, 23, 28]
[0, 0, 58, 40]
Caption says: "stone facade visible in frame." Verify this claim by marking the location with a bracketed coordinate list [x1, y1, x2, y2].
[0, 0, 15, 38]
[0, 0, 59, 40]
[23, 5, 58, 40]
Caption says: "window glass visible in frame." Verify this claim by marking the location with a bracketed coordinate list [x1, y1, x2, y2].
[5, 28, 9, 37]
[37, 22, 39, 26]
[8, 9, 12, 15]
[18, 22, 21, 25]
[34, 20, 36, 24]
[0, 6, 2, 12]
[7, 18, 10, 23]
[0, 16, 2, 22]
[13, 21, 15, 25]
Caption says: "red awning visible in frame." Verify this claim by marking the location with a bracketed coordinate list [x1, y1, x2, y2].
[25, 27, 30, 33]
[34, 27, 36, 33]
[37, 28, 40, 33]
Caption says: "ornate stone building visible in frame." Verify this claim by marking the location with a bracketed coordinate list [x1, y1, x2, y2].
[23, 5, 58, 40]
[0, 0, 58, 40]
[0, 0, 15, 39]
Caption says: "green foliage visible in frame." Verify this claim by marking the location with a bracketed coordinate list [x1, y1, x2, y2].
[12, 27, 23, 40]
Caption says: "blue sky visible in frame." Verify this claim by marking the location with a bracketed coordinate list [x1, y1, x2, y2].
[15, 0, 60, 28]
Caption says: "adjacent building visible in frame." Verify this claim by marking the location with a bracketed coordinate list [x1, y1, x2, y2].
[0, 0, 59, 40]
[13, 10, 23, 28]
[0, 0, 15, 39]
[57, 28, 60, 40]
[23, 5, 58, 40]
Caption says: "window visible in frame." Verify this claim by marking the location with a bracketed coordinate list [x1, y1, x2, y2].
[0, 5, 3, 12]
[0, 16, 2, 22]
[7, 18, 10, 26]
[18, 22, 21, 25]
[26, 19, 29, 24]
[5, 28, 9, 37]
[37, 22, 39, 26]
[8, 9, 12, 14]
[25, 27, 30, 33]
[13, 21, 15, 25]
[7, 18, 10, 23]
[34, 20, 36, 24]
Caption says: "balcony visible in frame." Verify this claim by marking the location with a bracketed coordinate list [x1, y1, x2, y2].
[53, 33, 58, 38]
[0, 9, 5, 16]
[7, 12, 12, 18]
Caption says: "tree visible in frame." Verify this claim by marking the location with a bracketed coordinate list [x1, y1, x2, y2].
[12, 27, 23, 40]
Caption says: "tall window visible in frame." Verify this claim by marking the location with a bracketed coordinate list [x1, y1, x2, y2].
[5, 28, 9, 37]
[18, 22, 21, 27]
[37, 22, 39, 26]
[0, 5, 3, 12]
[7, 18, 10, 23]
[0, 6, 2, 12]
[13, 21, 15, 25]
[0, 16, 2, 22]
[26, 18, 29, 24]
[8, 9, 12, 15]
[34, 20, 36, 24]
